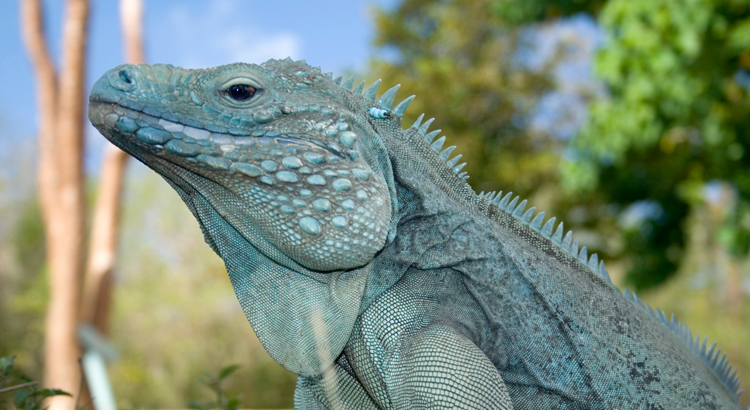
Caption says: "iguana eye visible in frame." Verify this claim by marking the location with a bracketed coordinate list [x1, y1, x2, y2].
[226, 84, 256, 101]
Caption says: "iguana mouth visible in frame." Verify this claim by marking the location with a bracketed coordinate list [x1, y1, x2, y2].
[88, 98, 343, 165]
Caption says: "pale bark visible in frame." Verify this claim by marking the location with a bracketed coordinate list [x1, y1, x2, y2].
[80, 0, 143, 335]
[20, 0, 89, 409]
[120, 0, 145, 65]
[20, 0, 58, 228]
[80, 146, 127, 331]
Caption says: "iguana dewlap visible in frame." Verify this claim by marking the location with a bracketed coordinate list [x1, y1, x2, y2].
[88, 59, 746, 409]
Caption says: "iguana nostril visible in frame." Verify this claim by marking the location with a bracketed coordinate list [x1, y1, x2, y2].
[105, 64, 138, 91]
[119, 69, 133, 84]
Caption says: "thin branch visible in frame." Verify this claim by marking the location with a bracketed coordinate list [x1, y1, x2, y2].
[0, 381, 39, 394]
[74, 358, 84, 409]
[19, 0, 59, 227]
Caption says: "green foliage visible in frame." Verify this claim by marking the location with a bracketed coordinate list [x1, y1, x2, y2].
[491, 0, 606, 23]
[0, 197, 48, 381]
[566, 0, 750, 288]
[188, 365, 242, 410]
[372, 0, 560, 198]
[0, 356, 71, 410]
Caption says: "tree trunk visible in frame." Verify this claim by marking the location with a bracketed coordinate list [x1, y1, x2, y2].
[80, 0, 143, 335]
[120, 0, 145, 65]
[20, 0, 89, 409]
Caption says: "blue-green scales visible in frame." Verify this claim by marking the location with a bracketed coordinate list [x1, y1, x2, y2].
[88, 59, 746, 409]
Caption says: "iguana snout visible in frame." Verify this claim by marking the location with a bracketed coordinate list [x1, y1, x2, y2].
[88, 61, 392, 272]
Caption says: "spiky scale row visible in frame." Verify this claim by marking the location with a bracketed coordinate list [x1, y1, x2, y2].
[327, 74, 469, 181]
[621, 289, 745, 400]
[479, 188, 744, 401]
[446, 154, 462, 168]
[562, 231, 572, 249]
[431, 136, 446, 152]
[363, 79, 381, 102]
[353, 80, 365, 95]
[342, 76, 354, 91]
[393, 96, 415, 117]
[411, 114, 425, 129]
[552, 223, 564, 243]
[333, 75, 413, 118]
[482, 190, 614, 286]
[439, 146, 456, 161]
[530, 212, 545, 230]
[376, 85, 400, 109]
[424, 130, 441, 144]
[512, 199, 527, 218]
[507, 196, 519, 212]
[418, 118, 435, 135]
[541, 217, 556, 237]
[588, 253, 598, 271]
[406, 114, 469, 178]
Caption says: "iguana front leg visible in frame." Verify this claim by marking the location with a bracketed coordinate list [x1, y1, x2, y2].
[386, 325, 512, 409]
[298, 324, 511, 409]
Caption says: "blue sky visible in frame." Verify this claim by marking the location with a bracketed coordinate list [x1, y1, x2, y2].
[0, 0, 602, 177]
[0, 0, 398, 157]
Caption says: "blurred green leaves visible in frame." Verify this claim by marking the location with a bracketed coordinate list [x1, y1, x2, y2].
[188, 365, 242, 410]
[0, 198, 47, 383]
[568, 0, 750, 287]
[371, 0, 560, 197]
[0, 356, 71, 410]
[491, 0, 606, 23]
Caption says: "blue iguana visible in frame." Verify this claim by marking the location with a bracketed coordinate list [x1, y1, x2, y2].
[88, 59, 746, 409]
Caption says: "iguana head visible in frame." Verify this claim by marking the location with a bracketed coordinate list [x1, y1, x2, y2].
[88, 58, 408, 376]
[88, 59, 395, 273]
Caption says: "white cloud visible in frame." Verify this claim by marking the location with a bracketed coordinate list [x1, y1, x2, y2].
[157, 0, 301, 68]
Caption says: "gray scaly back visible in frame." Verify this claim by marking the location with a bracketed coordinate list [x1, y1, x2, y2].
[320, 66, 745, 404]
[391, 87, 745, 404]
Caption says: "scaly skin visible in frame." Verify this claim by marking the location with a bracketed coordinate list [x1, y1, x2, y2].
[89, 59, 745, 409]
